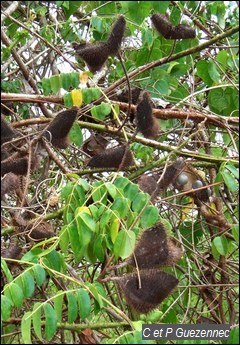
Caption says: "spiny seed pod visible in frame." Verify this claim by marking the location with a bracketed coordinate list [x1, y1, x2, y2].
[151, 13, 196, 40]
[1, 115, 18, 145]
[2, 243, 22, 260]
[1, 149, 9, 161]
[107, 15, 126, 55]
[115, 269, 178, 313]
[1, 156, 31, 176]
[82, 134, 108, 157]
[137, 174, 158, 195]
[170, 24, 196, 39]
[72, 42, 111, 73]
[136, 91, 160, 138]
[151, 13, 173, 39]
[127, 223, 182, 269]
[43, 109, 78, 149]
[87, 145, 134, 169]
[1, 172, 20, 199]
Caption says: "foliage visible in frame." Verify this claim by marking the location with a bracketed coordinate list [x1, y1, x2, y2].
[1, 1, 239, 344]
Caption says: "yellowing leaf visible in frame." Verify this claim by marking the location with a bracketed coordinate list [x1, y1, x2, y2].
[75, 207, 91, 216]
[110, 218, 120, 243]
[80, 72, 89, 85]
[181, 199, 194, 221]
[71, 89, 83, 107]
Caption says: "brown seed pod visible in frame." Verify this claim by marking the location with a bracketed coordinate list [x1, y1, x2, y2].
[107, 15, 126, 55]
[127, 223, 182, 269]
[27, 221, 55, 241]
[151, 13, 196, 40]
[151, 14, 173, 39]
[158, 158, 186, 190]
[43, 109, 78, 149]
[1, 172, 20, 199]
[1, 149, 9, 161]
[73, 42, 111, 73]
[1, 115, 18, 145]
[136, 91, 160, 138]
[82, 133, 108, 157]
[1, 156, 29, 176]
[87, 145, 134, 169]
[116, 269, 178, 313]
[170, 24, 196, 39]
[2, 242, 22, 261]
[137, 174, 158, 195]
[173, 164, 210, 202]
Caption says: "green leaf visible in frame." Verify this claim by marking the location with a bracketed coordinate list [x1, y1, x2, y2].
[32, 264, 46, 286]
[82, 87, 101, 104]
[1, 258, 13, 282]
[114, 230, 136, 259]
[93, 235, 105, 262]
[110, 217, 120, 243]
[225, 165, 239, 179]
[140, 205, 159, 228]
[207, 61, 220, 83]
[232, 224, 239, 242]
[77, 288, 91, 320]
[71, 72, 80, 88]
[4, 282, 24, 308]
[77, 212, 96, 232]
[63, 92, 73, 107]
[111, 197, 130, 218]
[105, 182, 118, 199]
[123, 183, 139, 201]
[21, 312, 32, 344]
[67, 223, 83, 261]
[69, 123, 83, 146]
[114, 176, 130, 190]
[67, 292, 78, 323]
[196, 61, 213, 86]
[54, 292, 64, 323]
[60, 73, 72, 90]
[59, 225, 69, 254]
[32, 302, 42, 341]
[19, 271, 35, 298]
[88, 284, 104, 310]
[1, 295, 13, 321]
[44, 303, 57, 341]
[132, 193, 149, 213]
[221, 170, 238, 192]
[212, 236, 228, 256]
[42, 78, 52, 96]
[50, 75, 61, 94]
[91, 102, 112, 120]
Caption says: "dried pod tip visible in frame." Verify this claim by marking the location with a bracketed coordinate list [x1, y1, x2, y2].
[107, 15, 126, 55]
[87, 145, 134, 169]
[117, 270, 178, 313]
[43, 109, 78, 149]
